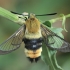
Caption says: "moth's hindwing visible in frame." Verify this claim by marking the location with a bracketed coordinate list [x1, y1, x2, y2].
[41, 24, 70, 52]
[0, 25, 25, 54]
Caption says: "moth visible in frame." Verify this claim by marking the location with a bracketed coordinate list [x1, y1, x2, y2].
[0, 12, 70, 62]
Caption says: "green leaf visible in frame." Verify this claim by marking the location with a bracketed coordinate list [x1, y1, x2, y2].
[43, 21, 52, 27]
[41, 25, 64, 70]
[42, 45, 63, 70]
[41, 44, 56, 70]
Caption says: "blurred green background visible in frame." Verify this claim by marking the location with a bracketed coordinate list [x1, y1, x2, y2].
[0, 0, 70, 70]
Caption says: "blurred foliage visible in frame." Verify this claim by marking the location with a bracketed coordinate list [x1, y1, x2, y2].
[0, 0, 70, 70]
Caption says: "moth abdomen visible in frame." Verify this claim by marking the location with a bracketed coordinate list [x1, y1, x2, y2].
[23, 38, 43, 62]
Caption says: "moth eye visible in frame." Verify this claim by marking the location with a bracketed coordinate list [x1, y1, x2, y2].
[24, 17, 27, 20]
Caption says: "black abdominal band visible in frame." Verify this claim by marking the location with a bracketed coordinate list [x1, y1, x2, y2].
[22, 37, 43, 50]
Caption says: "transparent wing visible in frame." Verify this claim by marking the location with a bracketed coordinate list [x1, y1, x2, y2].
[0, 25, 26, 54]
[41, 24, 70, 52]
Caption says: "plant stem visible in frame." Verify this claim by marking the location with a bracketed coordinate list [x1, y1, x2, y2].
[0, 7, 19, 22]
[49, 14, 70, 23]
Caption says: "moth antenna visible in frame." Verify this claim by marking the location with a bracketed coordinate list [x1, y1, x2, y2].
[35, 13, 57, 16]
[11, 11, 22, 15]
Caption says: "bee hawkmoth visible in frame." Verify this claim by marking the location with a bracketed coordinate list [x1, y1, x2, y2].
[0, 12, 70, 62]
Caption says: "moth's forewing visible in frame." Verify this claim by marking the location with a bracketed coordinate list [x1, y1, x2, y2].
[41, 24, 70, 52]
[0, 25, 25, 54]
